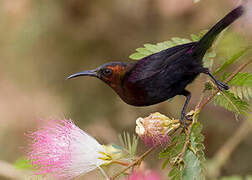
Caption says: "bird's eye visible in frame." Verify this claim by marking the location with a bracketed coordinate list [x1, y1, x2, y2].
[102, 68, 112, 76]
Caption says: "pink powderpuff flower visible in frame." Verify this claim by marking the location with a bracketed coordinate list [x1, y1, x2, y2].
[135, 112, 180, 147]
[127, 170, 161, 180]
[26, 118, 110, 180]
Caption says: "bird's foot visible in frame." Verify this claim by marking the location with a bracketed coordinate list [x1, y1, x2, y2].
[185, 115, 193, 121]
[216, 80, 229, 91]
[180, 110, 196, 129]
[179, 113, 188, 130]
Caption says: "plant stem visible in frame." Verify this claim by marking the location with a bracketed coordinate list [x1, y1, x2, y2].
[112, 160, 130, 166]
[110, 146, 156, 180]
[178, 123, 193, 159]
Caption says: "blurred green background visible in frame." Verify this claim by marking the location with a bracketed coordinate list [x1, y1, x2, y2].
[0, 0, 251, 179]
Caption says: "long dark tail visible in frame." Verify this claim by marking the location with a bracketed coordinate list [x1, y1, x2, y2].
[192, 5, 244, 58]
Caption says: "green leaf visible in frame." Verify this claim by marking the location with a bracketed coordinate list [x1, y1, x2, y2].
[171, 133, 184, 145]
[182, 150, 204, 180]
[190, 122, 206, 162]
[181, 122, 206, 179]
[191, 122, 203, 136]
[171, 37, 191, 44]
[175, 143, 184, 153]
[157, 42, 168, 50]
[199, 30, 208, 38]
[160, 133, 186, 173]
[228, 72, 252, 88]
[214, 91, 250, 118]
[206, 51, 216, 58]
[203, 49, 216, 68]
[191, 34, 200, 41]
[144, 44, 161, 53]
[168, 167, 180, 177]
[159, 151, 170, 159]
[195, 134, 205, 143]
[214, 48, 248, 75]
[196, 143, 205, 151]
[14, 157, 33, 170]
[136, 48, 152, 55]
[203, 56, 211, 68]
[162, 158, 170, 169]
[171, 173, 181, 180]
[197, 150, 205, 161]
[129, 35, 195, 60]
[220, 72, 252, 100]
[129, 52, 146, 60]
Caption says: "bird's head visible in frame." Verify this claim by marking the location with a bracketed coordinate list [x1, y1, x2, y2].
[67, 62, 131, 90]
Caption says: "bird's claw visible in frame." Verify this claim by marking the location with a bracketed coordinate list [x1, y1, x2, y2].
[185, 115, 192, 121]
[179, 110, 195, 129]
[186, 110, 195, 120]
[216, 80, 229, 91]
[179, 113, 188, 130]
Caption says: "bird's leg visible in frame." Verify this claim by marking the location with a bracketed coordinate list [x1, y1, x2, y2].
[180, 90, 191, 129]
[201, 68, 229, 91]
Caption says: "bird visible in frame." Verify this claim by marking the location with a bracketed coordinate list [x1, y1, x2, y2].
[67, 5, 244, 128]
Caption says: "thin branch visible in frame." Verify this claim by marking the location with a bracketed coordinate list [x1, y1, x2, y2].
[178, 123, 193, 159]
[112, 160, 130, 166]
[110, 146, 156, 180]
[225, 60, 252, 82]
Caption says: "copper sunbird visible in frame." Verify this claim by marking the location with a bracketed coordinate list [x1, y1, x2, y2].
[68, 6, 244, 128]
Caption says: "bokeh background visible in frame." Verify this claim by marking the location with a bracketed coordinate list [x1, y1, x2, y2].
[0, 0, 251, 179]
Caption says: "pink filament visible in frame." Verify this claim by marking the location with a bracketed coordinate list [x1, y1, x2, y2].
[26, 118, 77, 178]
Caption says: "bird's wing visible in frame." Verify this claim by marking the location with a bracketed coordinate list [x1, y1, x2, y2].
[128, 42, 197, 83]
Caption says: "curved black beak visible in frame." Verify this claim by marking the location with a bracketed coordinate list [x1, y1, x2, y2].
[67, 69, 98, 80]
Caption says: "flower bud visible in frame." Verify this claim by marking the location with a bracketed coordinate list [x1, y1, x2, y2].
[135, 112, 180, 147]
